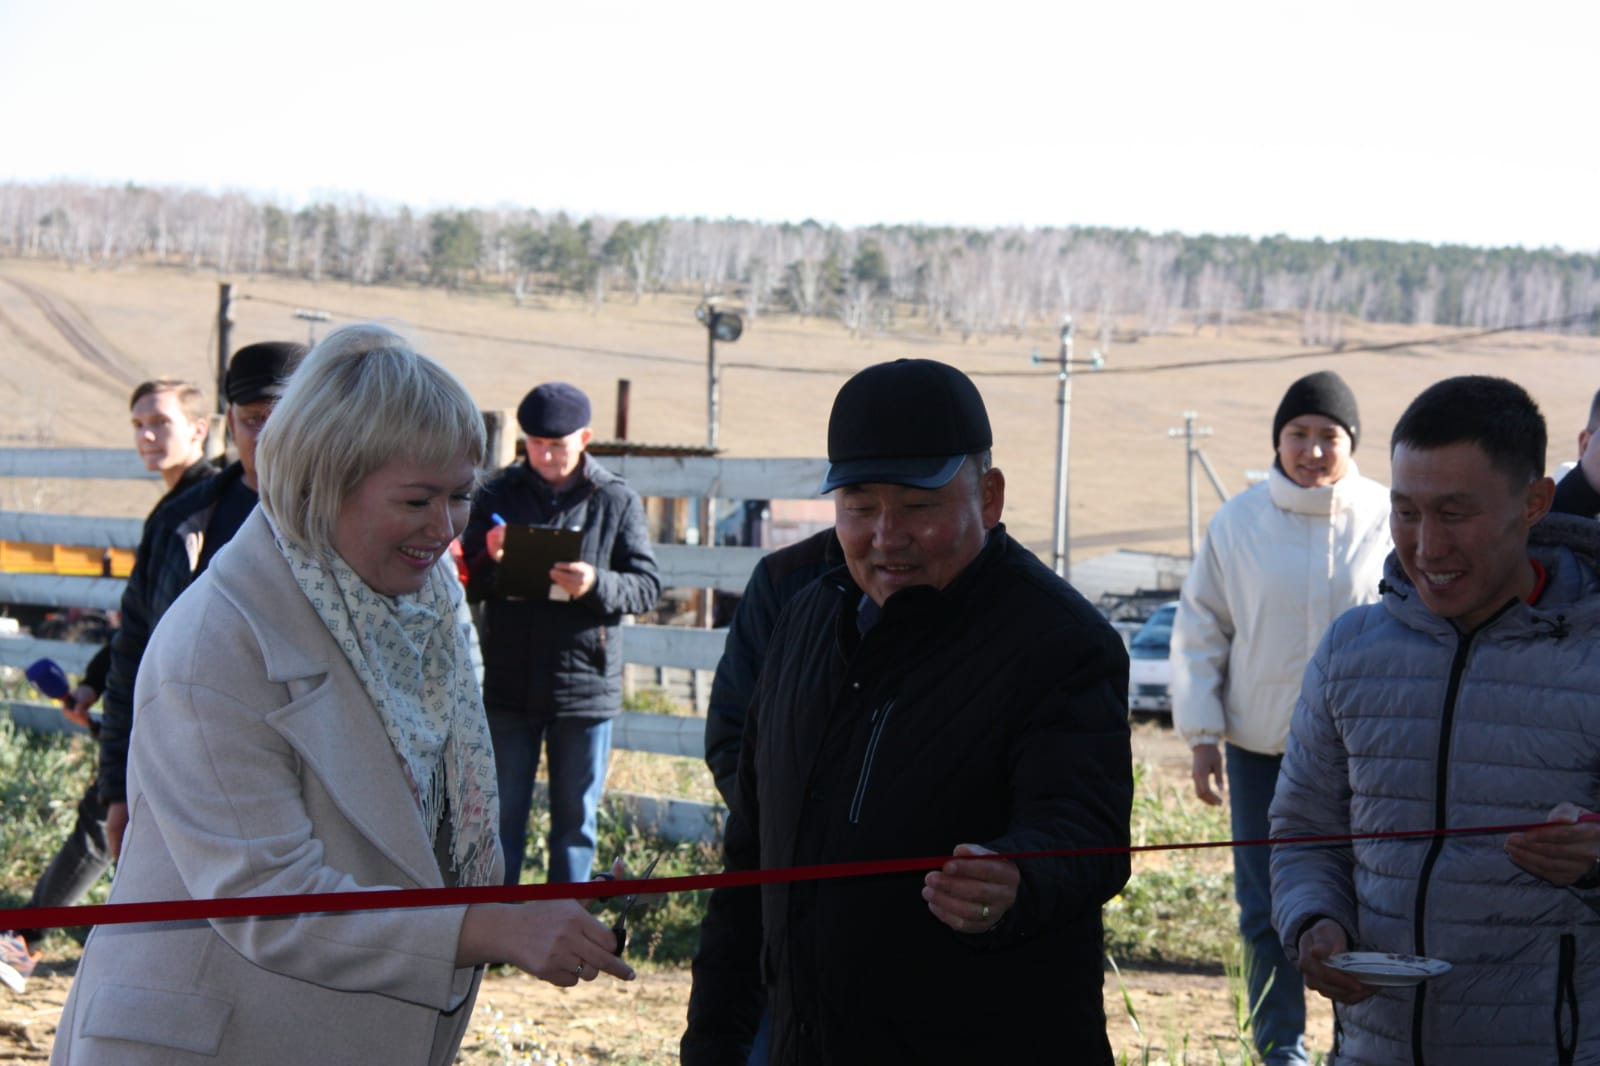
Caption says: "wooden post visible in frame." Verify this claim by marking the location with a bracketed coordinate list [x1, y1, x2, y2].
[215, 282, 232, 421]
[615, 379, 631, 440]
[481, 409, 519, 471]
[210, 283, 232, 461]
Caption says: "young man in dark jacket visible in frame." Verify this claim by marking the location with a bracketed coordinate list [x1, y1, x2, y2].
[1, 378, 219, 994]
[461, 383, 660, 884]
[683, 359, 1133, 1065]
[96, 342, 305, 860]
[1552, 385, 1600, 518]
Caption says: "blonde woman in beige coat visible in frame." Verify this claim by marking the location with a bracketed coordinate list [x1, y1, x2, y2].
[53, 325, 634, 1066]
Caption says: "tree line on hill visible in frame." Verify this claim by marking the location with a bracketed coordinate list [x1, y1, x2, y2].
[2, 180, 1596, 347]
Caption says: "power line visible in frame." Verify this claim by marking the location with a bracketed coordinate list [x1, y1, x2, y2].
[238, 293, 704, 368]
[237, 291, 1598, 382]
[1086, 309, 1600, 378]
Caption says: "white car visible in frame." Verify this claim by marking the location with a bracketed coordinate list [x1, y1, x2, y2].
[1127, 601, 1177, 715]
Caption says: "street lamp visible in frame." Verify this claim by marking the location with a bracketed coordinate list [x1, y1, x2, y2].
[694, 300, 743, 450]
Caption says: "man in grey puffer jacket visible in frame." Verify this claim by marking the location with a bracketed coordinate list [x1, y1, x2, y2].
[1271, 376, 1600, 1066]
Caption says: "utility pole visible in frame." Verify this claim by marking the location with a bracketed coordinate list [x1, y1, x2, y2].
[215, 282, 232, 420]
[1051, 315, 1074, 580]
[1167, 411, 1230, 556]
[212, 283, 232, 461]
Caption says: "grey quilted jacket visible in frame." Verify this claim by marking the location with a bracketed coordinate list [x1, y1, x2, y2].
[1270, 513, 1600, 1066]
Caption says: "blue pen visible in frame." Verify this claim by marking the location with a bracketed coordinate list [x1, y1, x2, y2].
[491, 513, 506, 526]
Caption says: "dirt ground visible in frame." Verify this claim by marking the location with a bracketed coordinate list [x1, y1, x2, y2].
[0, 965, 1333, 1065]
[0, 724, 1333, 1065]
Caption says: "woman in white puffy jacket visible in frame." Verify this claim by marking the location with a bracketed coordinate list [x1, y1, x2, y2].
[1171, 370, 1391, 1066]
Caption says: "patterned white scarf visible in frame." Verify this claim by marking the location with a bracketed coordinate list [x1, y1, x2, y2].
[266, 512, 500, 887]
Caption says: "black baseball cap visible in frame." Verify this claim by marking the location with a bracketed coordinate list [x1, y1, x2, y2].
[225, 341, 307, 406]
[819, 359, 993, 493]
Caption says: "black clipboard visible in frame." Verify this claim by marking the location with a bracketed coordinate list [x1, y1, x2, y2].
[495, 526, 583, 600]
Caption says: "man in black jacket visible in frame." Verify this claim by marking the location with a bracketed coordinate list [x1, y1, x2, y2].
[683, 359, 1133, 1065]
[704, 526, 842, 806]
[1, 378, 219, 995]
[1553, 386, 1600, 518]
[96, 342, 305, 858]
[460, 383, 660, 884]
[701, 527, 840, 1064]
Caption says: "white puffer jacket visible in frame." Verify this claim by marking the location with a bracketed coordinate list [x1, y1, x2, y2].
[1171, 462, 1391, 754]
[1270, 514, 1600, 1066]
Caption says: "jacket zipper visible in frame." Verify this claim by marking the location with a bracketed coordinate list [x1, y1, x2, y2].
[1409, 628, 1475, 1066]
[1556, 932, 1577, 1065]
[848, 698, 895, 825]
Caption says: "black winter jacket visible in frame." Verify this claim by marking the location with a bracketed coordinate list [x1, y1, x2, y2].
[1553, 463, 1600, 518]
[704, 528, 842, 805]
[461, 456, 660, 718]
[98, 461, 243, 803]
[683, 527, 1133, 1066]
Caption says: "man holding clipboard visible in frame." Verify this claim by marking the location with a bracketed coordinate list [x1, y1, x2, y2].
[461, 383, 661, 884]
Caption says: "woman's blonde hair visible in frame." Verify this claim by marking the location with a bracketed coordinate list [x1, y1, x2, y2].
[257, 323, 485, 551]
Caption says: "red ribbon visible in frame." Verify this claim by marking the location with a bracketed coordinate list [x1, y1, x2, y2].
[5, 816, 1590, 931]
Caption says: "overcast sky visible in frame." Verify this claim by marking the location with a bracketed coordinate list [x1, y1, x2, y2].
[3, 0, 1593, 251]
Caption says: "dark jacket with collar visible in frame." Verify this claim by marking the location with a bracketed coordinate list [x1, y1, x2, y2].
[1553, 464, 1600, 519]
[704, 527, 843, 805]
[81, 457, 223, 699]
[461, 455, 660, 718]
[98, 460, 247, 804]
[683, 526, 1133, 1066]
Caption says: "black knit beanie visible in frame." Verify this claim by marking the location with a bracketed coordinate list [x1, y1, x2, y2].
[1271, 371, 1360, 451]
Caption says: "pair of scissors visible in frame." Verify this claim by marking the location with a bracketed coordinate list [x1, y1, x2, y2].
[611, 852, 663, 957]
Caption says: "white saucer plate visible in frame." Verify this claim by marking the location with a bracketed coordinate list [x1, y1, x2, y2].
[1326, 952, 1452, 987]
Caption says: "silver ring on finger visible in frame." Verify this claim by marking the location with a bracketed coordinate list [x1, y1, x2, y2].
[575, 963, 585, 978]
[979, 903, 991, 921]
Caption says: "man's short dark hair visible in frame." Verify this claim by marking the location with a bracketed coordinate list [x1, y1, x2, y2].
[129, 378, 207, 423]
[1391, 375, 1546, 485]
[1587, 387, 1600, 434]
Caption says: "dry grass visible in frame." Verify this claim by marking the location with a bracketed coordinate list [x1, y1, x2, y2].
[4, 259, 1597, 564]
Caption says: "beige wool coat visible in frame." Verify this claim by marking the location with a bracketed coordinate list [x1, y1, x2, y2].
[52, 511, 503, 1066]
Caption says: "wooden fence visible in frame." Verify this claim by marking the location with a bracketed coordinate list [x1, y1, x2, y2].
[0, 447, 830, 844]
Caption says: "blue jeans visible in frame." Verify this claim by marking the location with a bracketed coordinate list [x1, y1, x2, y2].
[488, 710, 613, 884]
[747, 1009, 770, 1066]
[1226, 743, 1308, 1066]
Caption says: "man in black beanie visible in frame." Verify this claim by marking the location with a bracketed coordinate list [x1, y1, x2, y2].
[97, 340, 307, 859]
[684, 359, 1132, 1065]
[1270, 369, 1362, 453]
[460, 382, 660, 884]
